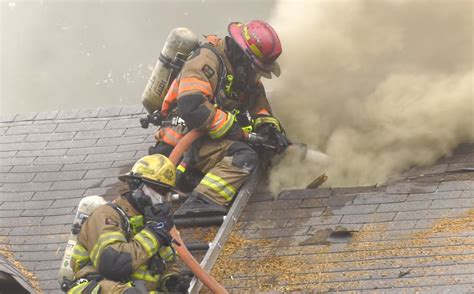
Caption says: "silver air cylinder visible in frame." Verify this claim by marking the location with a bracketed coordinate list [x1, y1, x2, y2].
[142, 27, 199, 114]
[57, 195, 107, 288]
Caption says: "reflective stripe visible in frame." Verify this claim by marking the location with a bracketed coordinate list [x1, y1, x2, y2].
[134, 229, 159, 257]
[206, 35, 220, 46]
[200, 173, 236, 201]
[159, 127, 184, 146]
[209, 109, 227, 134]
[208, 110, 235, 139]
[249, 44, 263, 59]
[90, 231, 127, 266]
[68, 281, 89, 294]
[132, 264, 160, 283]
[243, 25, 263, 58]
[178, 77, 212, 97]
[254, 116, 281, 132]
[158, 246, 175, 262]
[177, 164, 186, 173]
[256, 108, 270, 116]
[71, 244, 90, 272]
[91, 285, 100, 294]
[162, 80, 179, 114]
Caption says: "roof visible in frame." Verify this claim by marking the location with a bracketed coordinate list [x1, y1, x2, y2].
[215, 144, 474, 292]
[0, 105, 149, 293]
[0, 255, 35, 293]
[0, 106, 472, 293]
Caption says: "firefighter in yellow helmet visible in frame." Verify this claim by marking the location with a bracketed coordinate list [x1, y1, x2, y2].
[67, 154, 189, 293]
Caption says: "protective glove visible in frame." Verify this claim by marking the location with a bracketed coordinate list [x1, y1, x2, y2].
[159, 272, 192, 293]
[148, 254, 166, 275]
[273, 129, 290, 153]
[143, 203, 174, 246]
[256, 123, 290, 153]
[255, 123, 271, 136]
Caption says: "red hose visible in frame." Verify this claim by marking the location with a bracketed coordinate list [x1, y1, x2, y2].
[171, 228, 228, 293]
[168, 129, 228, 293]
[168, 129, 203, 165]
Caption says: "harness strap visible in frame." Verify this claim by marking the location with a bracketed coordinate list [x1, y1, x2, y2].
[107, 203, 132, 241]
[200, 43, 227, 107]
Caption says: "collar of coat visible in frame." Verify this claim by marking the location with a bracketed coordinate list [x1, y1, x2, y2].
[114, 194, 141, 218]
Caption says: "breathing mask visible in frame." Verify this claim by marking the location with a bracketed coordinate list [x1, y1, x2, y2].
[131, 183, 167, 214]
[226, 37, 261, 92]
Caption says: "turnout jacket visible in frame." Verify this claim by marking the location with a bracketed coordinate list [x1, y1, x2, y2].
[156, 36, 281, 146]
[70, 195, 176, 291]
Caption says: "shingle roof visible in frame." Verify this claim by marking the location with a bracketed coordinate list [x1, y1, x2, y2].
[216, 145, 474, 293]
[0, 106, 472, 293]
[0, 255, 35, 293]
[0, 106, 149, 293]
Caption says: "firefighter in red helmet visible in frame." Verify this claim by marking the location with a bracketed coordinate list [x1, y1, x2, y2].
[151, 20, 288, 216]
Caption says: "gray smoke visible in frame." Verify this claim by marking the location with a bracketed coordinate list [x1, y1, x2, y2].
[0, 0, 276, 115]
[266, 0, 473, 193]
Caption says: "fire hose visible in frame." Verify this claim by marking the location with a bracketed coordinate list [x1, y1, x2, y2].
[167, 129, 229, 294]
[150, 120, 327, 293]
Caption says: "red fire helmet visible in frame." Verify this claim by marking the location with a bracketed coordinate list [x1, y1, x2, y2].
[228, 20, 282, 77]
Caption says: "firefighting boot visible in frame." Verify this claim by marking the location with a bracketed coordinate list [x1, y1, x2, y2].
[174, 191, 227, 217]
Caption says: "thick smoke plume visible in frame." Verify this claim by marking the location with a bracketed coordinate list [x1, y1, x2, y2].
[267, 0, 473, 193]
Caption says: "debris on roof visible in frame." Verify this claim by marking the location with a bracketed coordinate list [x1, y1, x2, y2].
[0, 238, 41, 293]
[0, 107, 472, 292]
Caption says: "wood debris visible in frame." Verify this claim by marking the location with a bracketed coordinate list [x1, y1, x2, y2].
[210, 209, 474, 292]
[0, 236, 43, 293]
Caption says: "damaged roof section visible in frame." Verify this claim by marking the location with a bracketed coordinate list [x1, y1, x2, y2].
[0, 255, 35, 294]
[214, 143, 474, 293]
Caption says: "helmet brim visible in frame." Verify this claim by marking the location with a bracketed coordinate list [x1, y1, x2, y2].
[228, 22, 281, 78]
[119, 173, 172, 190]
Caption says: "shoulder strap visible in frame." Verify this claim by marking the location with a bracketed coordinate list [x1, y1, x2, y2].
[107, 202, 132, 240]
[200, 43, 227, 106]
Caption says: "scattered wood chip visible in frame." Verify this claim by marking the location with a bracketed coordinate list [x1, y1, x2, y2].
[398, 269, 412, 278]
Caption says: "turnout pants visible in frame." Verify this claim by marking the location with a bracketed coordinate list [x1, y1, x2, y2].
[151, 138, 259, 206]
[193, 139, 259, 206]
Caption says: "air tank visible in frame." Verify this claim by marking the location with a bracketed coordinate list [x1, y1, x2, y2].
[57, 195, 107, 290]
[142, 28, 199, 114]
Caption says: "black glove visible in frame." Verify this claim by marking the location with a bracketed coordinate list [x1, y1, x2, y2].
[140, 110, 163, 129]
[160, 272, 192, 293]
[273, 130, 290, 153]
[256, 124, 290, 153]
[255, 123, 271, 136]
[148, 254, 166, 275]
[144, 203, 174, 246]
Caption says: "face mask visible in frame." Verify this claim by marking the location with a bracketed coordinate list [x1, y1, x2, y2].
[227, 38, 260, 90]
[141, 184, 164, 206]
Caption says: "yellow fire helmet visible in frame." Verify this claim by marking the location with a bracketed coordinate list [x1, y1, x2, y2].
[119, 154, 176, 188]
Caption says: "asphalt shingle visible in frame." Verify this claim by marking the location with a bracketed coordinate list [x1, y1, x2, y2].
[0, 106, 472, 293]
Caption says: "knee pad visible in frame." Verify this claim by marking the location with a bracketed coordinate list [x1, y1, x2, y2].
[227, 141, 259, 172]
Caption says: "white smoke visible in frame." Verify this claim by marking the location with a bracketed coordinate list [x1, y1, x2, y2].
[266, 0, 474, 193]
